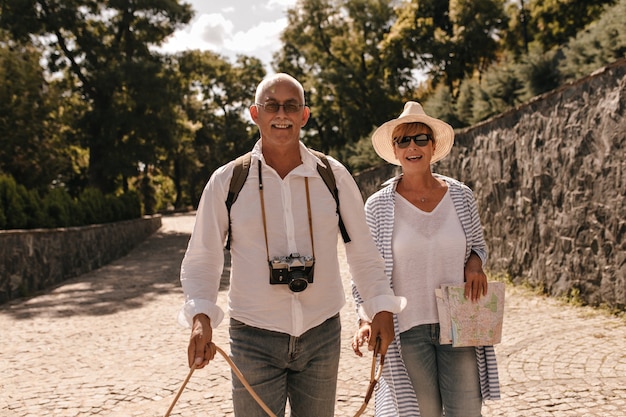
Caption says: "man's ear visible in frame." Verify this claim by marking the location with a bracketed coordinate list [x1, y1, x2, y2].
[301, 106, 311, 127]
[250, 104, 259, 124]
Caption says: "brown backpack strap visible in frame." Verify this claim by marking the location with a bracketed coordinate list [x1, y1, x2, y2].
[225, 152, 252, 249]
[310, 150, 351, 243]
[225, 150, 350, 249]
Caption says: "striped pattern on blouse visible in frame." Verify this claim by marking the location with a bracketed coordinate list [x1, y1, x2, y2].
[352, 174, 501, 417]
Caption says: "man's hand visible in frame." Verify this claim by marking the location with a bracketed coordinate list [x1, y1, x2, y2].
[351, 322, 371, 357]
[187, 313, 216, 369]
[368, 311, 394, 355]
[464, 252, 488, 302]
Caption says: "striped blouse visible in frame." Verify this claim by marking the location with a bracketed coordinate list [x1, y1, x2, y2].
[352, 173, 501, 416]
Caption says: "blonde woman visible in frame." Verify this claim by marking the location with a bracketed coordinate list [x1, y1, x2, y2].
[352, 102, 500, 417]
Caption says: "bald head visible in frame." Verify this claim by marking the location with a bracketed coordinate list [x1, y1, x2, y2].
[255, 73, 305, 104]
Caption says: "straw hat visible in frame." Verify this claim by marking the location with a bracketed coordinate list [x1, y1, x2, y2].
[371, 101, 455, 165]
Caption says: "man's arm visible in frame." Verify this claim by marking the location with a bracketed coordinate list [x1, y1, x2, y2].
[179, 165, 231, 367]
[331, 161, 404, 355]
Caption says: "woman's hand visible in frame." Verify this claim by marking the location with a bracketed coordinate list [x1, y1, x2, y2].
[351, 321, 371, 357]
[464, 252, 488, 302]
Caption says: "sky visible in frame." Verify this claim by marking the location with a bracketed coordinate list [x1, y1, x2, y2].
[158, 0, 298, 72]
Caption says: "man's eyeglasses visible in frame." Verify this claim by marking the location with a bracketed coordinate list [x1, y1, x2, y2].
[256, 102, 305, 113]
[393, 134, 433, 148]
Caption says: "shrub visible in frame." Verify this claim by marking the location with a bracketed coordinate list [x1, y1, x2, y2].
[20, 187, 45, 228]
[42, 187, 75, 228]
[118, 190, 142, 220]
[0, 175, 28, 229]
[0, 198, 5, 229]
[77, 187, 109, 225]
[0, 174, 144, 230]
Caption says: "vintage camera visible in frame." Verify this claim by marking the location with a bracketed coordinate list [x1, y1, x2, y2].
[269, 253, 315, 292]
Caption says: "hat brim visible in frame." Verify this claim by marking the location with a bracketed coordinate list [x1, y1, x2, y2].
[371, 114, 455, 165]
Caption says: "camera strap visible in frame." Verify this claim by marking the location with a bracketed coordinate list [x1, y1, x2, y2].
[225, 150, 350, 250]
[258, 161, 315, 261]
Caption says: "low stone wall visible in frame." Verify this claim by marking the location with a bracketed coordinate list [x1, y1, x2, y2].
[355, 58, 626, 311]
[0, 215, 162, 303]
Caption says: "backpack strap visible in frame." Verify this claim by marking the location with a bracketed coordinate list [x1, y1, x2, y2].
[310, 150, 351, 243]
[224, 149, 351, 249]
[225, 152, 252, 250]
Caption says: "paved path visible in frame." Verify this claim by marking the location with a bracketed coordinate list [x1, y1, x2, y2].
[1, 213, 624, 417]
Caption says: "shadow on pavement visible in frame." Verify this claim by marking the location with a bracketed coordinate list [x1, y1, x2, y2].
[0, 228, 231, 320]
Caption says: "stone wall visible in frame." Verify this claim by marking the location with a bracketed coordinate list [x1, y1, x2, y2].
[354, 164, 401, 200]
[355, 58, 626, 310]
[0, 215, 162, 303]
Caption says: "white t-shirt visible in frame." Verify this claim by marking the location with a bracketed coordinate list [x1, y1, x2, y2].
[392, 190, 466, 333]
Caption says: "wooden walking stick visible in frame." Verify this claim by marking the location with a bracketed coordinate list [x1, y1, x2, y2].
[163, 341, 384, 417]
[353, 337, 385, 417]
[163, 345, 277, 417]
[163, 362, 197, 417]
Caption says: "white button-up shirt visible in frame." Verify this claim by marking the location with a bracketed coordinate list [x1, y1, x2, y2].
[179, 140, 405, 336]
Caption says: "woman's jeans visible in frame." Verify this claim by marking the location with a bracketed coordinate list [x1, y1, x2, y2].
[400, 324, 482, 417]
[229, 314, 341, 417]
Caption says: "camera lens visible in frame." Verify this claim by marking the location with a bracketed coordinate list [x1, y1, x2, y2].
[288, 270, 308, 292]
[289, 278, 308, 292]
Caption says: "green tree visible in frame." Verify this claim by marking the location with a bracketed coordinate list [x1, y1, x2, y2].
[0, 0, 194, 194]
[170, 50, 265, 205]
[0, 35, 75, 191]
[423, 84, 460, 127]
[526, 0, 617, 51]
[503, 0, 531, 57]
[274, 0, 406, 153]
[345, 132, 384, 172]
[561, 0, 626, 80]
[455, 78, 479, 126]
[384, 0, 508, 94]
[515, 46, 561, 98]
[448, 0, 509, 82]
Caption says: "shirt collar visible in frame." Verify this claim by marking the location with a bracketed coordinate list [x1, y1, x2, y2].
[251, 139, 325, 175]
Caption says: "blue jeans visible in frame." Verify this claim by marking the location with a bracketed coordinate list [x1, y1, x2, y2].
[229, 315, 341, 417]
[400, 324, 482, 417]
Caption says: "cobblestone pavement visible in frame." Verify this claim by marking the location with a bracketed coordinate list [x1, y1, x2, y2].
[1, 212, 625, 417]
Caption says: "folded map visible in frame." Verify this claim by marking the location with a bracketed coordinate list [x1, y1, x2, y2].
[435, 282, 505, 347]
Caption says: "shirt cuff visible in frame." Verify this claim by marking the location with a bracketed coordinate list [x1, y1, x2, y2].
[357, 295, 407, 322]
[177, 299, 225, 329]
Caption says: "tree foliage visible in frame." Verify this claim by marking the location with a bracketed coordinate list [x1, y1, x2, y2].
[561, 0, 626, 80]
[0, 0, 625, 223]
[274, 0, 407, 154]
[0, 35, 77, 191]
[525, 0, 617, 51]
[385, 0, 508, 93]
[169, 50, 265, 206]
[423, 0, 625, 126]
[0, 0, 194, 194]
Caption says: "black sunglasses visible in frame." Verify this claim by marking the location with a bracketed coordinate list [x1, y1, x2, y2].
[393, 134, 433, 148]
[256, 102, 305, 113]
